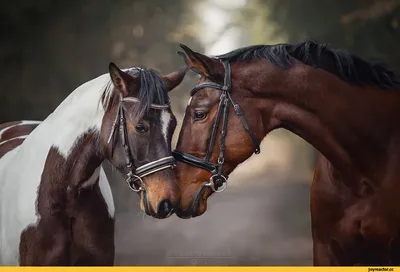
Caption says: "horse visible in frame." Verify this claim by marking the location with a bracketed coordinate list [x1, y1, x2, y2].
[171, 41, 400, 265]
[0, 62, 186, 265]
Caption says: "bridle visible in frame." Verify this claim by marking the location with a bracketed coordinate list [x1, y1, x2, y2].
[107, 94, 176, 192]
[172, 59, 260, 193]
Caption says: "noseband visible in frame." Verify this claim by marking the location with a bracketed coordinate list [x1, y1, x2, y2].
[172, 59, 260, 193]
[107, 94, 176, 192]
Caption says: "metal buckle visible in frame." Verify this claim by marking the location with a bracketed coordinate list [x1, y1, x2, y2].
[233, 104, 242, 115]
[205, 174, 228, 193]
[126, 174, 144, 192]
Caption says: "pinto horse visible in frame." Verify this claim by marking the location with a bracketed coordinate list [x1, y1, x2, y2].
[0, 62, 185, 265]
[172, 41, 400, 265]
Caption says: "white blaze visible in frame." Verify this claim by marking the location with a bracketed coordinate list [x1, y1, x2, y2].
[160, 110, 171, 145]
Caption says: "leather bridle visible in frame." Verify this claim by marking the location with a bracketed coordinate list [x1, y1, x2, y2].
[107, 94, 176, 192]
[172, 59, 260, 193]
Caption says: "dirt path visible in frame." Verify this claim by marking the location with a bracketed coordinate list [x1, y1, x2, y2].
[106, 164, 313, 266]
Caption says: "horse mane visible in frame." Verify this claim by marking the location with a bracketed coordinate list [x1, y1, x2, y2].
[217, 40, 400, 90]
[100, 67, 168, 118]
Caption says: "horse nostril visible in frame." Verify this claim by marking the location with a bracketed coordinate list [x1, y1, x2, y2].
[156, 199, 174, 218]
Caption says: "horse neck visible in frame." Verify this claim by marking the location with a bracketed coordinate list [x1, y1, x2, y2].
[248, 61, 400, 185]
[15, 74, 110, 193]
[46, 73, 109, 156]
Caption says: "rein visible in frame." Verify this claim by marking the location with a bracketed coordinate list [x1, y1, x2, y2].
[107, 94, 176, 192]
[172, 59, 260, 193]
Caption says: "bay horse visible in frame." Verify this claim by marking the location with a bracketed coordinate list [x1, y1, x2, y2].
[172, 41, 400, 265]
[0, 62, 186, 265]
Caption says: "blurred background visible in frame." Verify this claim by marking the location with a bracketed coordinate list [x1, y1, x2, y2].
[1, 0, 400, 265]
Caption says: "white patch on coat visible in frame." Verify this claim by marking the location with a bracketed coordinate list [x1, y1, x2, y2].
[0, 66, 138, 264]
[0, 121, 41, 142]
[181, 97, 193, 121]
[81, 166, 101, 189]
[187, 97, 193, 106]
[80, 166, 115, 218]
[98, 167, 115, 218]
[0, 136, 27, 145]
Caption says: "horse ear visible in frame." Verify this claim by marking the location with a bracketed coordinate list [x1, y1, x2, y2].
[178, 44, 223, 77]
[108, 62, 135, 97]
[162, 66, 188, 92]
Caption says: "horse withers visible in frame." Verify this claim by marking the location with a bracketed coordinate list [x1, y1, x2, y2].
[0, 62, 186, 265]
[172, 41, 400, 265]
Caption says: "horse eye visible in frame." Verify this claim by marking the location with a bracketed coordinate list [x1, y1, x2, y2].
[193, 111, 208, 121]
[135, 123, 148, 133]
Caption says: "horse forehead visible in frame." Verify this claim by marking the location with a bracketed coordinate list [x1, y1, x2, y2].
[191, 89, 220, 108]
[149, 109, 172, 130]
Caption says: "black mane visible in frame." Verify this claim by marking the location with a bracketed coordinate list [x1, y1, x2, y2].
[102, 67, 168, 118]
[217, 40, 400, 90]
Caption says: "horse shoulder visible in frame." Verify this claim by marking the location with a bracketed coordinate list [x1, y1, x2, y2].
[0, 121, 41, 265]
